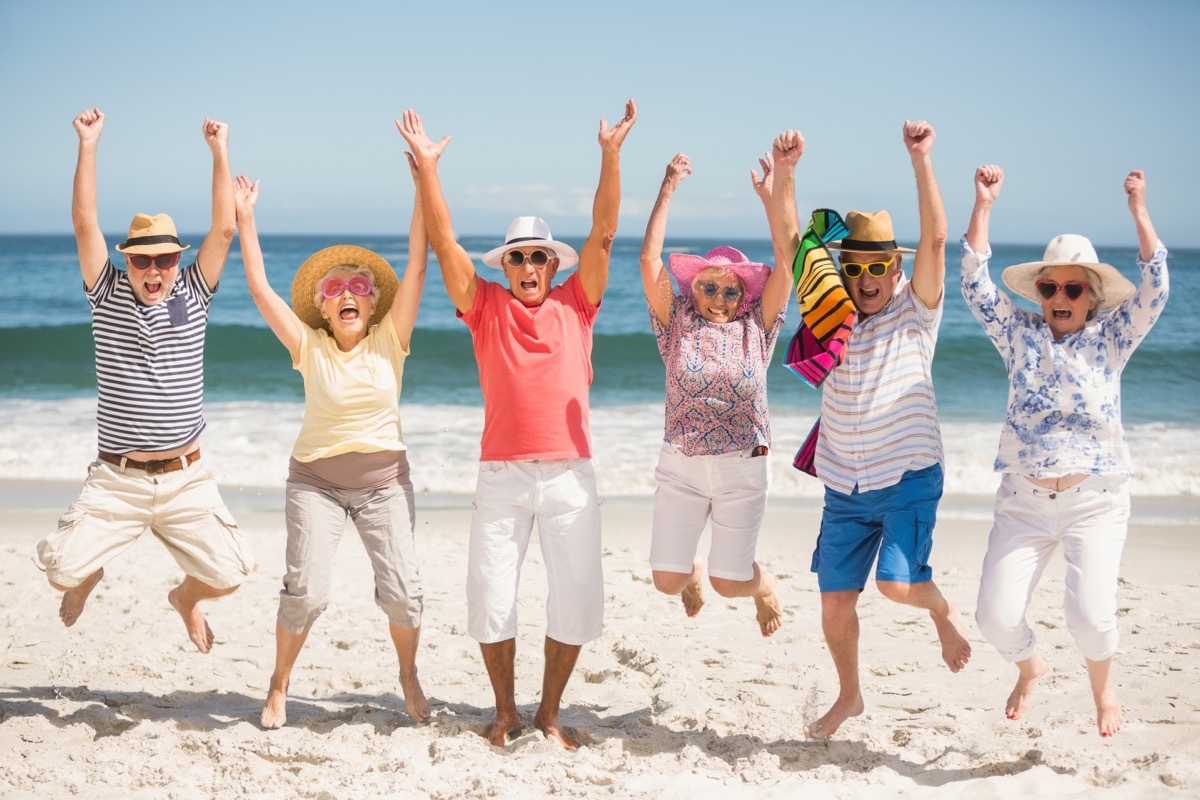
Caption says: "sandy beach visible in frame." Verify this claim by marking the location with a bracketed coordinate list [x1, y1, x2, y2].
[1, 480, 1197, 799]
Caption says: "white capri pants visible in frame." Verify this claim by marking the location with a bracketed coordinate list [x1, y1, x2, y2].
[467, 459, 603, 646]
[975, 473, 1130, 663]
[650, 443, 770, 581]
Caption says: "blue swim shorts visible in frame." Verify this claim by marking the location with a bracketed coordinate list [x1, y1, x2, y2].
[811, 464, 943, 592]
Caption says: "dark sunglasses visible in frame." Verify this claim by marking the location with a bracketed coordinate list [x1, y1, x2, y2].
[698, 282, 742, 303]
[1035, 279, 1090, 301]
[504, 249, 553, 269]
[840, 258, 894, 279]
[127, 252, 181, 270]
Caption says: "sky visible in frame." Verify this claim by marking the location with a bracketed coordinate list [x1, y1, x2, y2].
[2, 0, 1198, 246]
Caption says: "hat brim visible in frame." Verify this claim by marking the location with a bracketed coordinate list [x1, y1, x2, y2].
[668, 252, 771, 317]
[828, 240, 916, 254]
[290, 245, 399, 332]
[116, 241, 190, 255]
[1001, 260, 1135, 312]
[481, 239, 579, 271]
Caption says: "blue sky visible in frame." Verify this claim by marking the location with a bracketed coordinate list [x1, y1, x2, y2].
[2, 0, 1197, 246]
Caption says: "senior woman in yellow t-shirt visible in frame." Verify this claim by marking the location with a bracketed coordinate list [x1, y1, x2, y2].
[233, 163, 429, 730]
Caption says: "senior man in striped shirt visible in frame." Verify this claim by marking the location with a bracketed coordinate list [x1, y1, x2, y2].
[775, 121, 972, 738]
[35, 108, 254, 654]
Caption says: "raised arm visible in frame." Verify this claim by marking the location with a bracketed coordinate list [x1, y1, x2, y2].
[1125, 170, 1158, 261]
[639, 153, 690, 327]
[965, 164, 1004, 254]
[760, 131, 805, 327]
[395, 110, 474, 313]
[234, 176, 305, 360]
[578, 98, 637, 306]
[389, 152, 428, 349]
[196, 118, 236, 290]
[72, 108, 108, 290]
[903, 120, 947, 309]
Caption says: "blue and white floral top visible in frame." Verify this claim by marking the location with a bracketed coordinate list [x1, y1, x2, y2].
[960, 237, 1169, 477]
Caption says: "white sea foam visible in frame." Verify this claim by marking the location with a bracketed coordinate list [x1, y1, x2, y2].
[3, 398, 1197, 505]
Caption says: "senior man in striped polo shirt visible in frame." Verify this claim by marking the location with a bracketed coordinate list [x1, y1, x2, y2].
[776, 121, 973, 738]
[35, 108, 254, 654]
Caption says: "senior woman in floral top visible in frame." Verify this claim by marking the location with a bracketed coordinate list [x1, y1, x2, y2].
[637, 150, 795, 636]
[961, 166, 1168, 738]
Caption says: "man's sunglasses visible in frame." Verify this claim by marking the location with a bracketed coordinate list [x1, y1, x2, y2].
[1035, 279, 1090, 301]
[840, 258, 895, 279]
[504, 249, 553, 269]
[127, 252, 181, 270]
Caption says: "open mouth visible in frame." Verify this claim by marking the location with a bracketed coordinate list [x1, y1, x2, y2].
[1051, 308, 1072, 320]
[338, 304, 361, 322]
[520, 279, 539, 291]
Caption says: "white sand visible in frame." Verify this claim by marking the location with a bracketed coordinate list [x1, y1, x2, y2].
[1, 481, 1198, 799]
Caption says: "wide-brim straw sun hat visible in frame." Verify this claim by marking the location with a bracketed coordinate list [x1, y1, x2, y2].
[114, 213, 190, 255]
[829, 210, 916, 254]
[481, 216, 579, 271]
[668, 246, 771, 317]
[290, 245, 398, 331]
[1002, 233, 1135, 312]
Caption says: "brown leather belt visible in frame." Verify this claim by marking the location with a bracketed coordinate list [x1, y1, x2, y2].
[98, 449, 201, 475]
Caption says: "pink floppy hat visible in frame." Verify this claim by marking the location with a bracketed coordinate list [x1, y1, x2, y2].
[668, 246, 770, 317]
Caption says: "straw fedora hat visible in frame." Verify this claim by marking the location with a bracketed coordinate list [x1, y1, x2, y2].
[290, 245, 398, 331]
[829, 210, 915, 254]
[668, 246, 770, 317]
[115, 213, 190, 255]
[1002, 234, 1134, 312]
[481, 216, 579, 270]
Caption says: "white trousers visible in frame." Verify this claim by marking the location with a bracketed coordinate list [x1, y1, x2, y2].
[975, 473, 1130, 663]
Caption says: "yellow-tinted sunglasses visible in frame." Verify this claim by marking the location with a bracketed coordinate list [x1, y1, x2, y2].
[840, 258, 896, 279]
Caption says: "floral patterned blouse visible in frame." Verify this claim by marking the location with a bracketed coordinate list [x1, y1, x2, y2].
[960, 237, 1169, 477]
[650, 295, 785, 457]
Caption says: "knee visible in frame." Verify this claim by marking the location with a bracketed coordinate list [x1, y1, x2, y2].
[708, 576, 741, 598]
[876, 580, 913, 603]
[1064, 602, 1118, 659]
[820, 592, 859, 624]
[652, 571, 689, 595]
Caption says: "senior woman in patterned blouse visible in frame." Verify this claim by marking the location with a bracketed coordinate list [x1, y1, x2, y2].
[637, 150, 795, 636]
[961, 166, 1168, 737]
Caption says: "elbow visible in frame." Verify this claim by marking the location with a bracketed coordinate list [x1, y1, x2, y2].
[213, 221, 237, 245]
[926, 226, 948, 252]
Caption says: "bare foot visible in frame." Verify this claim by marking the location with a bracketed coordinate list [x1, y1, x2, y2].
[534, 711, 582, 751]
[808, 694, 865, 738]
[167, 586, 215, 654]
[400, 670, 430, 723]
[481, 711, 521, 747]
[754, 577, 783, 637]
[1006, 653, 1047, 720]
[261, 679, 288, 729]
[932, 602, 972, 672]
[59, 568, 104, 627]
[681, 560, 705, 618]
[1094, 684, 1123, 737]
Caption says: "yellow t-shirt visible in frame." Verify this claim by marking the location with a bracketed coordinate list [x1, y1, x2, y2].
[290, 314, 409, 462]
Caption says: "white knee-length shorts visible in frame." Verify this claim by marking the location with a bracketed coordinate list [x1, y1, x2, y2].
[467, 459, 603, 646]
[975, 473, 1130, 663]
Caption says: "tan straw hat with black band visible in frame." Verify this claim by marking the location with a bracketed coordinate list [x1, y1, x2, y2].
[829, 210, 916, 254]
[290, 245, 398, 332]
[114, 213, 190, 255]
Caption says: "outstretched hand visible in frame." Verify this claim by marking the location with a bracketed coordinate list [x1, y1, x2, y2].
[974, 164, 1004, 205]
[772, 129, 804, 169]
[750, 152, 773, 205]
[1124, 169, 1147, 210]
[598, 98, 637, 152]
[662, 153, 692, 193]
[73, 108, 104, 143]
[395, 109, 451, 166]
[203, 118, 229, 152]
[903, 119, 936, 158]
[233, 174, 259, 214]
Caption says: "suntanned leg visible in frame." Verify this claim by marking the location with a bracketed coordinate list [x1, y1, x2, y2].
[877, 580, 972, 672]
[810, 589, 865, 738]
[262, 621, 310, 729]
[389, 623, 429, 722]
[652, 559, 706, 618]
[1006, 651, 1047, 721]
[167, 575, 237, 654]
[1086, 656, 1122, 737]
[53, 568, 105, 627]
[479, 638, 520, 746]
[533, 636, 583, 751]
[708, 562, 782, 636]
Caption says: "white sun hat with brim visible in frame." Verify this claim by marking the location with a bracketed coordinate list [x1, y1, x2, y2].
[481, 216, 579, 271]
[1002, 233, 1135, 312]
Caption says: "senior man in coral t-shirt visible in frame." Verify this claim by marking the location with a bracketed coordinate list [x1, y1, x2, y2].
[398, 101, 636, 751]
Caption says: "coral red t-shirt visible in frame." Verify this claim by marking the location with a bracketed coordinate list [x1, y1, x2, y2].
[458, 273, 599, 461]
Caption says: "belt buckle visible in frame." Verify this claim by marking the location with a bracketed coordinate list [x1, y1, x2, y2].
[144, 459, 170, 476]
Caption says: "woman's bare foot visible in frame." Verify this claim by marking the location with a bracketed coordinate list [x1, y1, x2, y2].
[808, 693, 865, 738]
[681, 560, 705, 618]
[534, 710, 582, 751]
[261, 677, 288, 729]
[931, 602, 972, 672]
[754, 572, 783, 637]
[1095, 686, 1123, 737]
[59, 568, 104, 627]
[400, 669, 430, 723]
[1006, 653, 1047, 720]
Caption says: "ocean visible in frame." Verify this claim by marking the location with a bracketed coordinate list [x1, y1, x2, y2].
[2, 234, 1197, 510]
